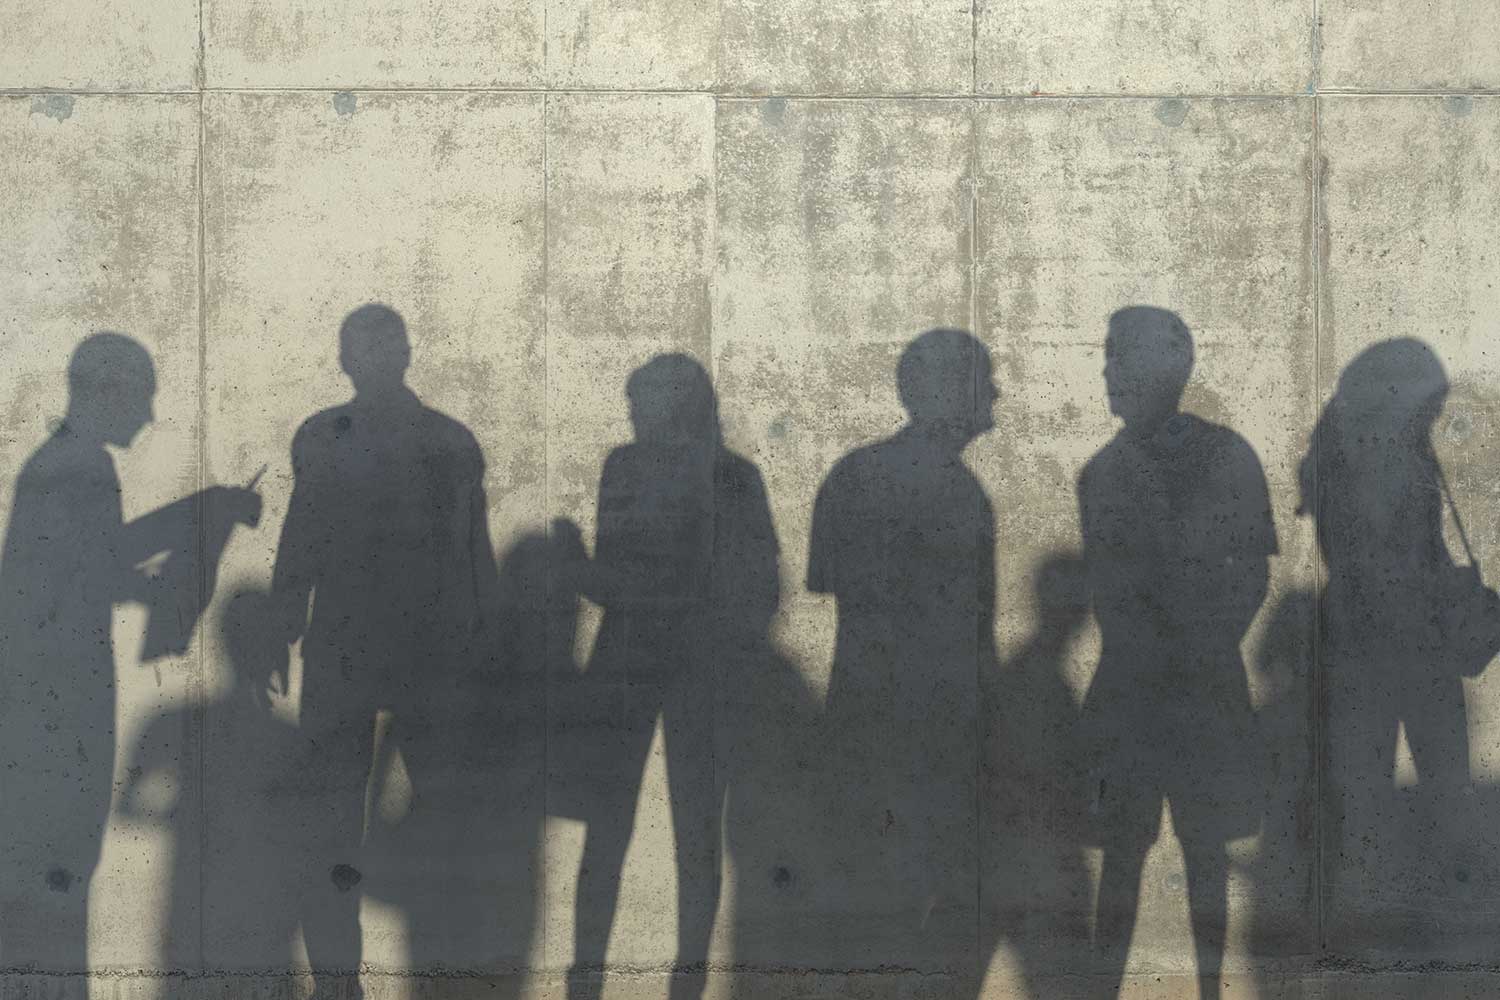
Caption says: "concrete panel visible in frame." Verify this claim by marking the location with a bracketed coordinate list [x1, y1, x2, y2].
[973, 97, 1319, 990]
[713, 97, 977, 973]
[0, 95, 202, 971]
[1319, 95, 1500, 965]
[976, 1, 1314, 95]
[200, 91, 546, 977]
[203, 0, 544, 88]
[541, 93, 716, 984]
[718, 1, 972, 95]
[714, 99, 973, 351]
[1322, 3, 1500, 91]
[545, 95, 715, 349]
[0, 1, 196, 90]
[546, 0, 718, 90]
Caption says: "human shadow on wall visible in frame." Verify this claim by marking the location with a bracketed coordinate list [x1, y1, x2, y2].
[1242, 585, 1318, 985]
[806, 328, 998, 971]
[1075, 307, 1277, 1000]
[978, 554, 1094, 996]
[717, 583, 822, 991]
[117, 587, 302, 976]
[549, 353, 782, 1000]
[0, 333, 260, 973]
[265, 304, 517, 998]
[1306, 338, 1500, 959]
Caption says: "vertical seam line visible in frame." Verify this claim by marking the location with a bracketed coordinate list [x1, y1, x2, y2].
[971, 0, 979, 96]
[540, 89, 551, 979]
[968, 95, 982, 987]
[707, 87, 722, 970]
[194, 0, 208, 971]
[1311, 87, 1326, 961]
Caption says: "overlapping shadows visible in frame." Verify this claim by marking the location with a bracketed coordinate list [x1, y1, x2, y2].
[9, 313, 1500, 1000]
[548, 332, 999, 991]
[261, 303, 537, 997]
[117, 587, 302, 975]
[981, 307, 1293, 1000]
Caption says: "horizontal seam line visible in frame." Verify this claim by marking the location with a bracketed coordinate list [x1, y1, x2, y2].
[4, 87, 1500, 99]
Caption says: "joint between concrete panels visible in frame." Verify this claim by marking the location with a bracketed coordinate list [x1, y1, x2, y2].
[1310, 85, 1325, 955]
[14, 87, 1500, 100]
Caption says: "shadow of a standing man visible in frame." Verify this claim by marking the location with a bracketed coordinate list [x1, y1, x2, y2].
[1076, 307, 1275, 1000]
[270, 304, 500, 1000]
[807, 328, 999, 971]
[0, 333, 259, 972]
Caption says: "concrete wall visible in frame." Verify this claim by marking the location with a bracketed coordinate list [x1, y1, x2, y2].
[1, 2, 1498, 997]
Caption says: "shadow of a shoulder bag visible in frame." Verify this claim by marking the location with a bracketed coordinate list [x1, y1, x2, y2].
[1439, 465, 1500, 678]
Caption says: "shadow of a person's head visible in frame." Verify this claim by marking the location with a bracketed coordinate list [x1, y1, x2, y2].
[626, 353, 720, 448]
[220, 586, 289, 707]
[1103, 306, 1194, 435]
[896, 328, 997, 448]
[66, 332, 155, 447]
[339, 303, 411, 398]
[1301, 338, 1450, 519]
[1334, 337, 1449, 440]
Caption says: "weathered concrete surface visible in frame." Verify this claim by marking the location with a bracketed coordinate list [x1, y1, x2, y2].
[546, 0, 718, 90]
[203, 0, 544, 88]
[11, 969, 1500, 1000]
[1321, 3, 1500, 91]
[976, 1, 1314, 95]
[717, 2, 973, 95]
[4, 1, 1500, 998]
[0, 1, 197, 90]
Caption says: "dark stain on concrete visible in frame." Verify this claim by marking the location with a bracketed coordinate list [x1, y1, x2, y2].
[30, 94, 75, 123]
[1154, 98, 1190, 128]
[1443, 95, 1473, 118]
[330, 863, 363, 892]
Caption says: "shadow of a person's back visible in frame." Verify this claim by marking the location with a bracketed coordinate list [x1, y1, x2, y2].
[807, 329, 999, 971]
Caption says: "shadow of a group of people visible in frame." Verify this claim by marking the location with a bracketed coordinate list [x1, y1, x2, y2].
[1, 303, 1496, 1000]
